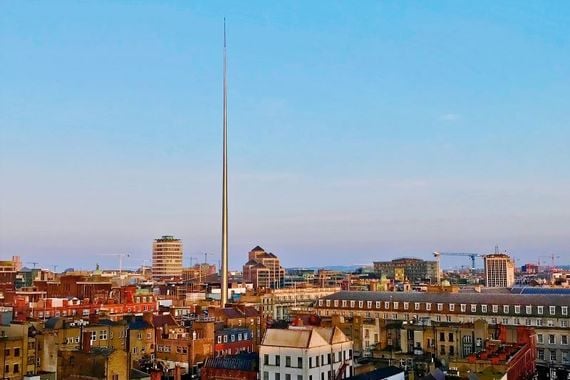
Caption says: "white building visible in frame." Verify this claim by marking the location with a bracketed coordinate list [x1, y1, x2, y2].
[260, 326, 353, 380]
[484, 253, 515, 288]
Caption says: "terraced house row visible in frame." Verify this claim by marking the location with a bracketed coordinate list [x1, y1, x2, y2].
[315, 291, 570, 370]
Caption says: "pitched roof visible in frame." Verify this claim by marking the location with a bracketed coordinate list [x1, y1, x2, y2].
[348, 366, 404, 380]
[251, 245, 265, 252]
[153, 313, 178, 327]
[262, 326, 347, 349]
[321, 290, 570, 307]
[204, 352, 258, 371]
[313, 326, 350, 345]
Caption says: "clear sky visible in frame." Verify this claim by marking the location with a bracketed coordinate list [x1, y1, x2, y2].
[1, 1, 569, 271]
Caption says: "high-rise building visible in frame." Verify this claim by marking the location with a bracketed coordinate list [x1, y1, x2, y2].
[484, 253, 515, 288]
[242, 246, 285, 289]
[152, 235, 183, 280]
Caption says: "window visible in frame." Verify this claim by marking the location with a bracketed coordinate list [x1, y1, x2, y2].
[350, 301, 355, 308]
[549, 335, 555, 344]
[367, 301, 372, 308]
[393, 302, 399, 309]
[99, 330, 107, 340]
[460, 304, 466, 312]
[537, 319, 543, 326]
[384, 301, 390, 309]
[471, 304, 477, 313]
[561, 335, 567, 345]
[14, 348, 20, 357]
[263, 372, 269, 380]
[503, 305, 509, 314]
[526, 306, 532, 314]
[502, 318, 509, 324]
[90, 331, 97, 342]
[449, 346, 454, 356]
[275, 355, 281, 366]
[264, 354, 269, 365]
[551, 351, 557, 361]
[298, 357, 303, 368]
[449, 304, 455, 312]
[563, 306, 568, 316]
[415, 302, 420, 310]
[286, 356, 291, 367]
[217, 336, 222, 344]
[375, 301, 381, 309]
[481, 305, 487, 313]
[426, 303, 432, 311]
[437, 303, 443, 311]
[341, 300, 347, 307]
[333, 300, 338, 307]
[13, 364, 19, 374]
[550, 306, 556, 315]
[440, 332, 445, 341]
[538, 306, 544, 315]
[514, 318, 520, 325]
[538, 349, 545, 360]
[404, 302, 409, 310]
[537, 334, 543, 344]
[562, 320, 568, 328]
[309, 357, 313, 368]
[448, 333, 454, 342]
[326, 300, 330, 307]
[440, 345, 445, 355]
[492, 305, 498, 313]
[286, 375, 291, 380]
[276, 374, 281, 380]
[515, 305, 521, 314]
[316, 356, 320, 366]
[298, 376, 303, 380]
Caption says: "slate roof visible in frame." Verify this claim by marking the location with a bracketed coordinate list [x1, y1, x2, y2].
[129, 318, 152, 330]
[348, 366, 404, 380]
[204, 352, 258, 371]
[320, 290, 570, 306]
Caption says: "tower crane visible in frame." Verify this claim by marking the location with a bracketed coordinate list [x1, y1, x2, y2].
[433, 251, 483, 271]
[538, 254, 561, 270]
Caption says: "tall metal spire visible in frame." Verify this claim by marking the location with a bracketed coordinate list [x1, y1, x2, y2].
[220, 18, 229, 307]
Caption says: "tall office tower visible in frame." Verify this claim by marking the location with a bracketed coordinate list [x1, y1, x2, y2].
[484, 253, 515, 288]
[152, 235, 183, 280]
[243, 246, 285, 289]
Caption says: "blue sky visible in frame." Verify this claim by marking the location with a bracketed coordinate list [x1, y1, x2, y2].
[1, 1, 569, 270]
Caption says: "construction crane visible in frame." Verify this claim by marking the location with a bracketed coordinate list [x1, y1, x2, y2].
[433, 251, 483, 271]
[26, 261, 39, 269]
[538, 254, 561, 270]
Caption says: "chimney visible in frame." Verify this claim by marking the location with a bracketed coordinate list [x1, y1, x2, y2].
[82, 331, 92, 352]
[174, 365, 182, 380]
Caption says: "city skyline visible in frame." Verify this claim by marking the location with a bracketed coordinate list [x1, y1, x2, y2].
[1, 2, 569, 269]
